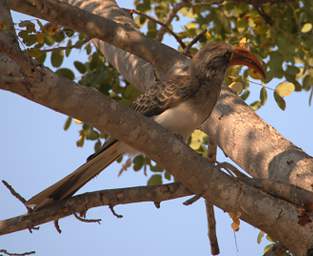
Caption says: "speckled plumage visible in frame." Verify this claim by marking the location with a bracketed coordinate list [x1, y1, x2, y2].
[26, 42, 235, 208]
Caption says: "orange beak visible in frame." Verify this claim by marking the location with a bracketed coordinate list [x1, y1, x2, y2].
[230, 47, 266, 79]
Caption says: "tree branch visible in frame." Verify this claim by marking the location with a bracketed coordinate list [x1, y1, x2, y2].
[155, 1, 188, 42]
[0, 183, 191, 235]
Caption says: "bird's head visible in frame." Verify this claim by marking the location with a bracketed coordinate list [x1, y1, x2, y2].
[191, 42, 265, 81]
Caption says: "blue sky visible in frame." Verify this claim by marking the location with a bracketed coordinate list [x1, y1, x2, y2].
[1, 1, 312, 255]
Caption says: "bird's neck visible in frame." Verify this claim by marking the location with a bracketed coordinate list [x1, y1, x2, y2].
[191, 68, 226, 88]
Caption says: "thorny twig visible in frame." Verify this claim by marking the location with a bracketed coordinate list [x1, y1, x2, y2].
[54, 220, 62, 234]
[109, 205, 123, 218]
[73, 213, 101, 224]
[183, 194, 201, 205]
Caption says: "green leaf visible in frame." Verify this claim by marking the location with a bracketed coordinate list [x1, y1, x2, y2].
[229, 82, 243, 94]
[63, 117, 72, 130]
[86, 129, 99, 140]
[23, 34, 37, 46]
[164, 171, 172, 181]
[275, 82, 295, 97]
[28, 48, 42, 58]
[266, 234, 273, 242]
[74, 61, 87, 74]
[133, 155, 144, 171]
[94, 140, 102, 152]
[63, 28, 74, 37]
[150, 163, 164, 173]
[240, 90, 250, 100]
[260, 87, 267, 105]
[19, 20, 35, 32]
[303, 75, 313, 91]
[76, 135, 85, 147]
[85, 43, 92, 55]
[263, 244, 274, 254]
[147, 174, 162, 186]
[250, 100, 262, 111]
[65, 40, 72, 57]
[51, 50, 64, 68]
[274, 91, 286, 110]
[301, 23, 312, 33]
[55, 68, 75, 80]
[257, 231, 264, 244]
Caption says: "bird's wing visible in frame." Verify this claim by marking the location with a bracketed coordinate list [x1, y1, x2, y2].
[26, 75, 198, 208]
[131, 75, 199, 117]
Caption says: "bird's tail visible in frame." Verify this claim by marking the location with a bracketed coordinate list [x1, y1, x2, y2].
[26, 139, 123, 209]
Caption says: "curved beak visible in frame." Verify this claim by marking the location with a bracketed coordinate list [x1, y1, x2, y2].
[230, 47, 266, 79]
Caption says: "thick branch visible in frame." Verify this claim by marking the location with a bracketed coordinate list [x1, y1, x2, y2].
[0, 183, 191, 235]
[202, 89, 313, 192]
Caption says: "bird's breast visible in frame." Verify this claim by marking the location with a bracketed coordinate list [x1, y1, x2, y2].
[153, 83, 220, 139]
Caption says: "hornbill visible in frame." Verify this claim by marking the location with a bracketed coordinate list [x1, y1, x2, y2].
[27, 42, 265, 208]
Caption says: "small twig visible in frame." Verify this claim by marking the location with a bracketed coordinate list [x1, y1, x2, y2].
[309, 86, 313, 106]
[27, 226, 39, 234]
[73, 212, 101, 224]
[215, 161, 250, 180]
[53, 220, 62, 234]
[205, 201, 220, 255]
[0, 249, 35, 256]
[156, 1, 189, 41]
[154, 201, 161, 208]
[205, 135, 220, 255]
[248, 79, 275, 91]
[183, 194, 201, 205]
[252, 4, 273, 26]
[2, 180, 32, 212]
[109, 205, 123, 218]
[183, 29, 208, 56]
[118, 157, 132, 176]
[126, 8, 186, 49]
[39, 38, 90, 53]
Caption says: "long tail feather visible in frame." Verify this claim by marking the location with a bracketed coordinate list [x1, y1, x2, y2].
[26, 140, 124, 208]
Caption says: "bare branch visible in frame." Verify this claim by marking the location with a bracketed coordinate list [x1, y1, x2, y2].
[205, 201, 220, 255]
[126, 8, 186, 49]
[0, 183, 191, 235]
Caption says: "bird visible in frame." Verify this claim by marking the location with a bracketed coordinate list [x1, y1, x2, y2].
[26, 42, 265, 209]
